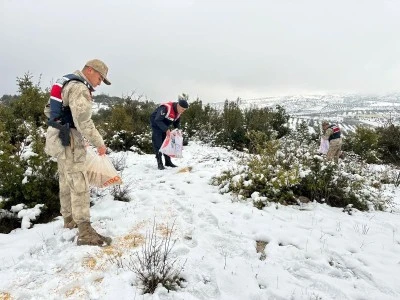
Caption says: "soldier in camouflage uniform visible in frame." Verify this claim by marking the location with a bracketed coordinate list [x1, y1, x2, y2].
[44, 59, 112, 246]
[321, 120, 342, 163]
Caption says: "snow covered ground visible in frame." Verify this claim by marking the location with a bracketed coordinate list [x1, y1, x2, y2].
[1, 142, 400, 300]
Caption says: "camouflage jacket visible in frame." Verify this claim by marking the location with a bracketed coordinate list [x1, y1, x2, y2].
[44, 71, 104, 160]
[321, 127, 334, 140]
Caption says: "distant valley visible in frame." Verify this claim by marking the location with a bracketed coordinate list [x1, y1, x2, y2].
[211, 94, 400, 134]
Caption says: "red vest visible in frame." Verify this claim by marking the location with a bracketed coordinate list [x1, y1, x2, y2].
[328, 124, 341, 141]
[161, 102, 181, 121]
[48, 74, 93, 123]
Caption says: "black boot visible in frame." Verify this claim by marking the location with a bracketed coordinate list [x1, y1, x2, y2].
[156, 153, 165, 170]
[164, 155, 177, 168]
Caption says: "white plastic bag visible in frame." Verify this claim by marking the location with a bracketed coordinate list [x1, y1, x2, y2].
[159, 129, 183, 158]
[85, 148, 122, 188]
[319, 137, 329, 154]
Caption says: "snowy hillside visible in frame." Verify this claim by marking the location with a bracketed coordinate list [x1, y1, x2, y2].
[211, 94, 400, 132]
[1, 142, 400, 300]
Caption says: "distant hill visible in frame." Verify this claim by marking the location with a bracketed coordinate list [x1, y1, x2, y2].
[210, 94, 400, 133]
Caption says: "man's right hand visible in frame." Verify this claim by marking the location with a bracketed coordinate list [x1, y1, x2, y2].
[97, 145, 107, 156]
[166, 129, 171, 136]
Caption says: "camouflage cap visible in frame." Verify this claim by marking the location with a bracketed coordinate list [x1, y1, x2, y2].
[321, 120, 329, 126]
[85, 59, 111, 85]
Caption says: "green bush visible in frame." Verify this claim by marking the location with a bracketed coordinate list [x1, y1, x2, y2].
[212, 137, 393, 211]
[181, 101, 221, 145]
[216, 100, 247, 150]
[105, 130, 153, 154]
[343, 124, 400, 165]
[93, 95, 157, 153]
[0, 211, 20, 234]
[343, 126, 379, 163]
[189, 100, 291, 151]
[181, 99, 213, 138]
[11, 73, 49, 127]
[0, 75, 59, 233]
[294, 120, 319, 145]
[293, 158, 370, 211]
[0, 124, 60, 228]
[376, 125, 400, 165]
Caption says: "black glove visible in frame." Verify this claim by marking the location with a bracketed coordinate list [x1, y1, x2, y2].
[58, 123, 71, 147]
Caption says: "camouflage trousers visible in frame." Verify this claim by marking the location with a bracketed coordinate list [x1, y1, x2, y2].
[57, 146, 90, 225]
[326, 138, 342, 163]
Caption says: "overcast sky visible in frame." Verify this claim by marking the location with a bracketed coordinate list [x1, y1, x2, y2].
[1, 0, 399, 103]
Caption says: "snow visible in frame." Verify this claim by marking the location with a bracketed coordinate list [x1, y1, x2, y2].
[10, 204, 26, 213]
[10, 204, 45, 230]
[17, 204, 45, 230]
[1, 142, 400, 299]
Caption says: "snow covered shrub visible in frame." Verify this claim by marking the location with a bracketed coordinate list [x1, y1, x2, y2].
[104, 130, 153, 153]
[110, 184, 132, 202]
[0, 127, 60, 230]
[131, 131, 153, 154]
[109, 152, 127, 171]
[213, 139, 303, 206]
[213, 137, 394, 211]
[0, 75, 59, 232]
[19, 131, 60, 221]
[293, 158, 371, 210]
[105, 130, 136, 151]
[125, 221, 185, 294]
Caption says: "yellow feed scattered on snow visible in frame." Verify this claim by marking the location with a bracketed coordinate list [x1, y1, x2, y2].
[102, 245, 123, 257]
[65, 287, 85, 298]
[82, 256, 97, 269]
[157, 223, 175, 237]
[177, 166, 192, 173]
[0, 292, 12, 300]
[121, 233, 145, 248]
